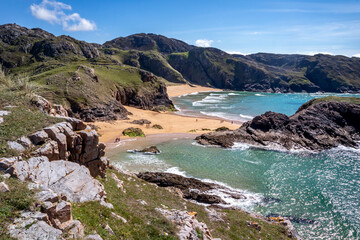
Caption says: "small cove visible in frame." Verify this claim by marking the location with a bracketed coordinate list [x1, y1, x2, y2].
[110, 92, 360, 239]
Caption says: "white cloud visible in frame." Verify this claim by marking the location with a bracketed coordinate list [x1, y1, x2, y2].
[299, 51, 334, 56]
[226, 51, 249, 55]
[353, 54, 360, 58]
[195, 39, 214, 47]
[30, 0, 96, 31]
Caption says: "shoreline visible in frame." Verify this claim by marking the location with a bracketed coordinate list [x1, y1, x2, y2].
[95, 84, 241, 146]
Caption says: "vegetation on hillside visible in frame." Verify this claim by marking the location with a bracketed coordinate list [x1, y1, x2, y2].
[73, 169, 292, 240]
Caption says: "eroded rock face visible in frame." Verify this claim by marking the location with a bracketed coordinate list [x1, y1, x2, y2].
[6, 156, 106, 202]
[29, 121, 108, 178]
[196, 100, 360, 151]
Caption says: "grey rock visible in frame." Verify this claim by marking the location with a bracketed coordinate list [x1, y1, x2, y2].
[104, 224, 114, 235]
[35, 189, 60, 203]
[0, 156, 21, 170]
[28, 130, 48, 145]
[9, 220, 63, 240]
[7, 141, 26, 152]
[31, 95, 52, 114]
[156, 208, 213, 240]
[63, 220, 85, 239]
[0, 181, 10, 192]
[33, 140, 60, 161]
[17, 136, 33, 148]
[7, 156, 106, 202]
[0, 110, 10, 124]
[111, 212, 127, 223]
[1, 173, 11, 179]
[84, 234, 103, 240]
[44, 125, 68, 160]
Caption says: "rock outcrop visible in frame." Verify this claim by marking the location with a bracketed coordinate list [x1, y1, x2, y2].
[137, 172, 257, 205]
[28, 120, 109, 178]
[196, 98, 360, 151]
[156, 208, 213, 240]
[3, 156, 106, 203]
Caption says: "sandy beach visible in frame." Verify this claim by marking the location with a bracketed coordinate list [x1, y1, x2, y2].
[95, 84, 241, 144]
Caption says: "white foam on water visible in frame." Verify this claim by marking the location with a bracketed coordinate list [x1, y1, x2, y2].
[199, 111, 239, 121]
[191, 141, 220, 148]
[189, 91, 199, 95]
[255, 93, 265, 96]
[114, 138, 137, 148]
[174, 104, 181, 111]
[192, 101, 207, 107]
[228, 92, 240, 96]
[165, 167, 187, 176]
[239, 114, 253, 120]
[231, 142, 251, 151]
[127, 153, 167, 167]
[329, 144, 360, 154]
[200, 178, 263, 210]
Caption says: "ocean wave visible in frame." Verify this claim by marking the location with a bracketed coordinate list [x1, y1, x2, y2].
[200, 178, 263, 210]
[231, 142, 251, 150]
[228, 92, 240, 96]
[165, 167, 187, 176]
[255, 93, 265, 96]
[239, 114, 253, 120]
[173, 104, 181, 111]
[127, 153, 167, 166]
[192, 101, 207, 107]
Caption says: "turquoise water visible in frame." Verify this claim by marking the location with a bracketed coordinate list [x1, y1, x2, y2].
[112, 92, 360, 239]
[174, 91, 360, 122]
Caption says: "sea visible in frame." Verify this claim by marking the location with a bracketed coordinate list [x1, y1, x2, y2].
[111, 91, 360, 240]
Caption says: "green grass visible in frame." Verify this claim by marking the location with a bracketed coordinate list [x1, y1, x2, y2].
[310, 96, 360, 105]
[0, 91, 63, 157]
[0, 176, 37, 240]
[298, 96, 360, 112]
[122, 128, 145, 137]
[73, 170, 292, 240]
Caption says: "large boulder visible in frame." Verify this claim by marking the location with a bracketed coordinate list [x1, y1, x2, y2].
[196, 99, 360, 151]
[6, 156, 106, 202]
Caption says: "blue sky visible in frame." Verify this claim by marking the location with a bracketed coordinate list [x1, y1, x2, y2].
[1, 0, 360, 56]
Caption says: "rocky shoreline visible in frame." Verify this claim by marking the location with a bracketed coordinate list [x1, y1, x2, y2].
[196, 98, 360, 151]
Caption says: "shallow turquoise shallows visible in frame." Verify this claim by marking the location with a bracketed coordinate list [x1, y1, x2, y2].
[112, 92, 360, 240]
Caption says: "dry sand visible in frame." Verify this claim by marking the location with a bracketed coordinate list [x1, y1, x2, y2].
[95, 84, 241, 144]
[166, 84, 223, 97]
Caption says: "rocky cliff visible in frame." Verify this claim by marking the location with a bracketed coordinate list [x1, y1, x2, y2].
[0, 24, 175, 122]
[196, 97, 360, 151]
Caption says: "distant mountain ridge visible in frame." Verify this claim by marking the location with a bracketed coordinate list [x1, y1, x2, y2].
[1, 23, 360, 94]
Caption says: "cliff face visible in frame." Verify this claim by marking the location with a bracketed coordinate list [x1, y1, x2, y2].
[196, 97, 360, 151]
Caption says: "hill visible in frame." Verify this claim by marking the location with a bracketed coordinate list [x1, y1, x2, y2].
[1, 23, 360, 123]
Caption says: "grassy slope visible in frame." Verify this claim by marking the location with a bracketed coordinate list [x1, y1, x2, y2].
[297, 96, 360, 113]
[0, 90, 63, 157]
[73, 169, 292, 240]
[0, 175, 37, 240]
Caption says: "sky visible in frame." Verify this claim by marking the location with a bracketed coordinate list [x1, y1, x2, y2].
[1, 0, 360, 57]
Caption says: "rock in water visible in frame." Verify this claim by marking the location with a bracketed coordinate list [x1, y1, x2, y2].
[196, 98, 360, 151]
[139, 146, 160, 154]
[137, 172, 249, 205]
